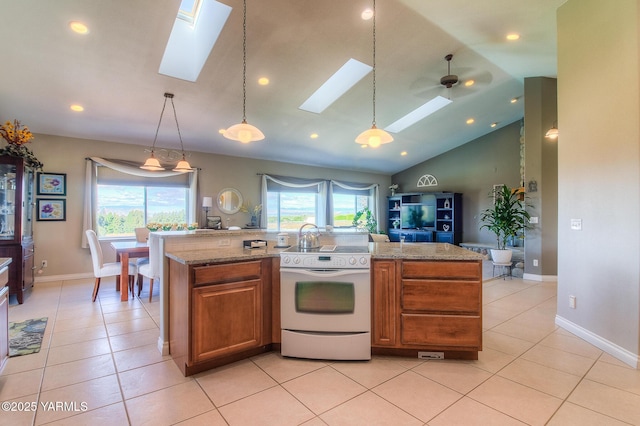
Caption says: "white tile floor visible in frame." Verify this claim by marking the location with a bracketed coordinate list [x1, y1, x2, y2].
[2, 268, 640, 425]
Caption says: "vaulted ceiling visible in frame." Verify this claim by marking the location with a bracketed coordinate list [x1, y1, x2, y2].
[0, 0, 565, 174]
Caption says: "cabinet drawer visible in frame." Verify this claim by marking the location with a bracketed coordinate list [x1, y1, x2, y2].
[193, 261, 262, 286]
[402, 261, 480, 280]
[402, 279, 480, 314]
[401, 314, 481, 348]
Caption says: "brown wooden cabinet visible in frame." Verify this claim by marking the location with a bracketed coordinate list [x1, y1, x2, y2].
[0, 265, 9, 374]
[0, 156, 35, 304]
[372, 259, 482, 359]
[168, 258, 272, 376]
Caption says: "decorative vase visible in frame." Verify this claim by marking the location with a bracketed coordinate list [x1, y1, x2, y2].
[250, 215, 258, 227]
[390, 189, 396, 196]
[444, 199, 450, 209]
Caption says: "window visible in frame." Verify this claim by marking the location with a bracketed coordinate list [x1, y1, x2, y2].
[261, 174, 378, 232]
[332, 193, 371, 227]
[96, 185, 189, 237]
[267, 191, 319, 231]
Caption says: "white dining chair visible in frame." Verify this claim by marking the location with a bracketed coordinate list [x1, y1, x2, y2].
[85, 229, 138, 302]
[137, 233, 159, 302]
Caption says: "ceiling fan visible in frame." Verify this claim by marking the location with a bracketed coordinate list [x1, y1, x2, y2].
[411, 53, 492, 100]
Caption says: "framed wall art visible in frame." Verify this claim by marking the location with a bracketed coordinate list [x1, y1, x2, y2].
[37, 172, 67, 196]
[36, 199, 66, 221]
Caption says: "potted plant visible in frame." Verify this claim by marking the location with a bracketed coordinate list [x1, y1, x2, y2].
[479, 184, 531, 263]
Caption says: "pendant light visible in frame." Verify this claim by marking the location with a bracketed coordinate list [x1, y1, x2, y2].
[141, 93, 194, 172]
[355, 0, 393, 148]
[545, 121, 559, 139]
[223, 0, 264, 144]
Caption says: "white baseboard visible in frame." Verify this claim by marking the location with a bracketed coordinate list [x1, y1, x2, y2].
[555, 315, 639, 368]
[158, 337, 169, 356]
[35, 272, 94, 283]
[522, 273, 558, 282]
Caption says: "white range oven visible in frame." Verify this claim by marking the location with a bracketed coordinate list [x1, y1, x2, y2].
[280, 245, 371, 361]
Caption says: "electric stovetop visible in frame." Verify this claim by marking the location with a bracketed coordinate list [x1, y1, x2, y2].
[284, 245, 369, 254]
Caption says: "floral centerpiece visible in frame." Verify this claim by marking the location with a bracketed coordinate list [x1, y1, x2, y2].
[240, 202, 262, 227]
[389, 183, 398, 196]
[0, 119, 43, 170]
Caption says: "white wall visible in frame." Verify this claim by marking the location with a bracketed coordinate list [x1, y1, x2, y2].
[556, 0, 640, 366]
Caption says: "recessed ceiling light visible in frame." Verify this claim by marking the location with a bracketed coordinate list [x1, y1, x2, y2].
[464, 79, 475, 87]
[401, 151, 407, 156]
[510, 97, 519, 103]
[258, 77, 269, 86]
[490, 122, 498, 128]
[70, 104, 84, 112]
[466, 118, 475, 124]
[506, 33, 520, 41]
[310, 133, 319, 139]
[361, 8, 373, 20]
[69, 21, 89, 34]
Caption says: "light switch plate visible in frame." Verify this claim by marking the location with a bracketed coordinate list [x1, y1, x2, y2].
[570, 219, 582, 230]
[529, 216, 539, 224]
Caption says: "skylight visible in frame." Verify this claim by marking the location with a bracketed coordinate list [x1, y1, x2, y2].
[299, 59, 372, 114]
[159, 0, 231, 82]
[384, 96, 452, 133]
[177, 0, 202, 26]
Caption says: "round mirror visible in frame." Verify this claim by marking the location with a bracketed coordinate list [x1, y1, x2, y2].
[217, 188, 243, 214]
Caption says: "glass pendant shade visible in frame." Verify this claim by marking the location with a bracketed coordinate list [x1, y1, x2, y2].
[173, 157, 193, 172]
[141, 153, 165, 171]
[545, 126, 559, 139]
[355, 124, 393, 148]
[224, 119, 265, 144]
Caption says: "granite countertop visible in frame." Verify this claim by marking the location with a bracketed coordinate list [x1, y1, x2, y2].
[369, 242, 484, 261]
[166, 245, 290, 265]
[166, 242, 482, 265]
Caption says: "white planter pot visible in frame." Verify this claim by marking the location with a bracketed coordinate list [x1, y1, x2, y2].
[490, 249, 513, 263]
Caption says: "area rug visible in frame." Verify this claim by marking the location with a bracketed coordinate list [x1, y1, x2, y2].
[9, 317, 48, 357]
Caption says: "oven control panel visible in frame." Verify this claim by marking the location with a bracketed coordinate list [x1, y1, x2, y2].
[281, 253, 370, 269]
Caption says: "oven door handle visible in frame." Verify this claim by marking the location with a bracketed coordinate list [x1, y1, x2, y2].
[285, 269, 367, 278]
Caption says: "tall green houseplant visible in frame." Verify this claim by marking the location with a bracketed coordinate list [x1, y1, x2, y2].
[479, 185, 530, 250]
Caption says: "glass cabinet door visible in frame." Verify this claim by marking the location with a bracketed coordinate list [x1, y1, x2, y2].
[21, 168, 34, 239]
[0, 163, 17, 242]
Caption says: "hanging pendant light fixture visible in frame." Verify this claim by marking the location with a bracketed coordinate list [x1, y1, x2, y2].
[223, 0, 264, 144]
[355, 0, 393, 148]
[545, 121, 559, 139]
[141, 93, 194, 172]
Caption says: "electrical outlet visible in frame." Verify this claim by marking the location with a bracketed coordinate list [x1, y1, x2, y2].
[218, 238, 231, 247]
[533, 259, 538, 267]
[569, 295, 576, 309]
[41, 260, 48, 268]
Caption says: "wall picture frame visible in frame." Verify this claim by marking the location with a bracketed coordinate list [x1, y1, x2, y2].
[36, 199, 66, 221]
[37, 172, 67, 196]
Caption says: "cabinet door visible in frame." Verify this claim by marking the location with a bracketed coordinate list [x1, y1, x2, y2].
[22, 243, 34, 291]
[192, 279, 262, 363]
[372, 260, 397, 346]
[0, 285, 8, 373]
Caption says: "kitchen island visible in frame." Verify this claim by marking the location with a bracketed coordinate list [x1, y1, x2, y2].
[161, 233, 483, 375]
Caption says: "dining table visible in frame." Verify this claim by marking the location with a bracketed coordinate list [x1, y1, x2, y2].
[110, 241, 149, 301]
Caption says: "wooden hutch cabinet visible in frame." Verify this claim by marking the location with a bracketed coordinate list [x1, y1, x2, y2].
[0, 156, 35, 304]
